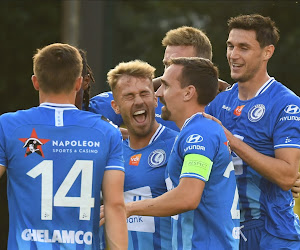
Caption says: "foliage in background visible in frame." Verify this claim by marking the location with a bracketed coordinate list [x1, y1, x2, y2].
[98, 1, 299, 96]
[0, 1, 61, 114]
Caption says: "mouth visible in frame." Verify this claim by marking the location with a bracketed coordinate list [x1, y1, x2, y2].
[231, 63, 243, 70]
[133, 109, 147, 123]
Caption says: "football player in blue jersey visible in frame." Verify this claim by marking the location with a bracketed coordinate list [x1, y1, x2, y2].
[0, 43, 127, 250]
[106, 59, 178, 250]
[204, 14, 300, 249]
[89, 26, 230, 133]
[113, 57, 239, 249]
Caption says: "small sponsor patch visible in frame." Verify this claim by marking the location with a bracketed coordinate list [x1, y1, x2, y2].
[233, 105, 245, 116]
[129, 154, 142, 166]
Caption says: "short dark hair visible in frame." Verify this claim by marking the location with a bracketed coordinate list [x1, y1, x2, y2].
[227, 14, 280, 48]
[170, 57, 218, 105]
[33, 43, 82, 94]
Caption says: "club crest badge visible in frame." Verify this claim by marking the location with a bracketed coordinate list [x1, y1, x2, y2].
[248, 104, 265, 122]
[148, 149, 166, 168]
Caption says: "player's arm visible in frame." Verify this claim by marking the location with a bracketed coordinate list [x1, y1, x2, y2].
[0, 165, 5, 178]
[127, 176, 205, 218]
[292, 172, 300, 198]
[203, 113, 300, 191]
[102, 170, 127, 250]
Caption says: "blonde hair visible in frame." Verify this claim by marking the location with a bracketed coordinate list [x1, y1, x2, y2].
[107, 60, 155, 91]
[162, 26, 212, 61]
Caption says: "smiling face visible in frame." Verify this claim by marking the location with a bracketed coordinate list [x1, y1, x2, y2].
[112, 75, 158, 138]
[226, 29, 267, 83]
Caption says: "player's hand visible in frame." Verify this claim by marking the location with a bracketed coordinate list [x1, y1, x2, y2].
[292, 172, 300, 198]
[202, 113, 235, 145]
[119, 128, 129, 140]
[218, 79, 230, 94]
[99, 205, 105, 226]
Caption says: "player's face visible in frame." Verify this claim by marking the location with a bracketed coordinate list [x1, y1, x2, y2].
[156, 64, 184, 125]
[114, 75, 157, 137]
[163, 45, 196, 70]
[227, 29, 266, 83]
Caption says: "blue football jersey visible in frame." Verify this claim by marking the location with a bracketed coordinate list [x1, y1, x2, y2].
[89, 91, 179, 131]
[123, 124, 178, 250]
[206, 78, 300, 240]
[0, 103, 124, 250]
[89, 91, 124, 127]
[166, 113, 240, 250]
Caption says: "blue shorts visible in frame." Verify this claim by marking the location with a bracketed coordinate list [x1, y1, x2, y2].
[240, 219, 300, 250]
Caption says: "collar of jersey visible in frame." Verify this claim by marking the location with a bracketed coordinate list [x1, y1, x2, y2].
[254, 77, 275, 97]
[182, 112, 203, 130]
[128, 124, 165, 148]
[148, 124, 165, 144]
[39, 102, 78, 110]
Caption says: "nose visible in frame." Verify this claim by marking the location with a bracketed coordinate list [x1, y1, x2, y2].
[155, 84, 163, 98]
[134, 94, 144, 105]
[228, 47, 239, 60]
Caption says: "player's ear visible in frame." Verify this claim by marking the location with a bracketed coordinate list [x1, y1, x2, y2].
[183, 85, 196, 102]
[75, 76, 83, 92]
[111, 100, 120, 114]
[263, 45, 275, 61]
[32, 75, 39, 91]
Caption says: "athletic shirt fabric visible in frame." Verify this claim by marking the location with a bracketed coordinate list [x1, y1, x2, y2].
[123, 124, 178, 250]
[0, 103, 125, 249]
[166, 113, 239, 249]
[205, 78, 300, 240]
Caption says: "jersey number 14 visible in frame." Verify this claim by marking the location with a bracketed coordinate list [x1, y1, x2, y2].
[27, 160, 95, 221]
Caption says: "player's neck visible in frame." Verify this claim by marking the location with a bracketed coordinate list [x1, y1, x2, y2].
[238, 72, 270, 101]
[176, 105, 205, 129]
[129, 122, 160, 150]
[39, 91, 77, 105]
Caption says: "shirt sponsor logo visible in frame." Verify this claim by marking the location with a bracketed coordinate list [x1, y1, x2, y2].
[19, 128, 50, 158]
[233, 105, 245, 116]
[99, 92, 110, 98]
[129, 154, 142, 166]
[248, 104, 265, 122]
[279, 116, 300, 122]
[186, 134, 203, 143]
[184, 145, 206, 152]
[51, 140, 100, 154]
[284, 104, 300, 114]
[222, 105, 231, 111]
[21, 229, 92, 245]
[148, 149, 166, 167]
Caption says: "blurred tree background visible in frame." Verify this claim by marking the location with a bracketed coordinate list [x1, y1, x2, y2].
[0, 0, 299, 248]
[0, 0, 299, 115]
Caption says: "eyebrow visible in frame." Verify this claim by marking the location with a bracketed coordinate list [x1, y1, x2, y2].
[160, 78, 168, 85]
[226, 40, 250, 47]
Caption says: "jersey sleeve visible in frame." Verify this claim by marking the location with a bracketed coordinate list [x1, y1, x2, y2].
[0, 116, 7, 167]
[178, 121, 220, 181]
[105, 126, 125, 172]
[89, 92, 124, 126]
[273, 98, 300, 149]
